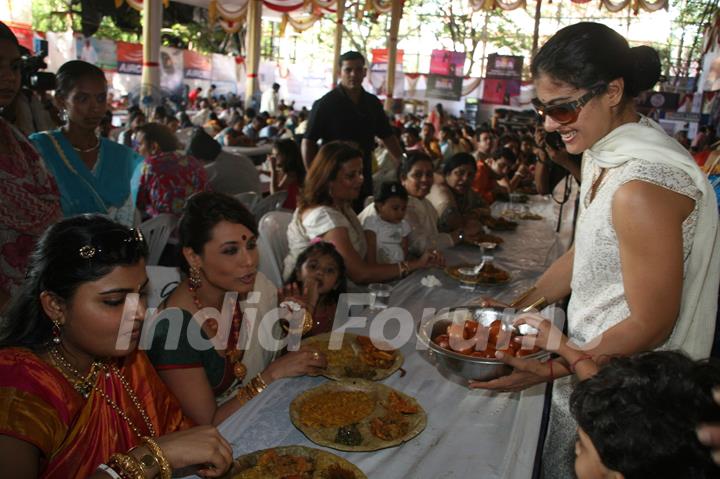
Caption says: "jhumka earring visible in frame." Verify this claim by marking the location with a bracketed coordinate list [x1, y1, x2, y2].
[51, 320, 62, 344]
[188, 266, 202, 292]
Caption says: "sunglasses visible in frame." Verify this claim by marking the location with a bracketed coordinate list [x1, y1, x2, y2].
[532, 86, 604, 125]
[78, 228, 147, 260]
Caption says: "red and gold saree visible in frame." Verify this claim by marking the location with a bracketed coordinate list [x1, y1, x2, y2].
[0, 348, 193, 478]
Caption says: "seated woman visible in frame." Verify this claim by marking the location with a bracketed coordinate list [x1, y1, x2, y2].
[269, 138, 305, 210]
[30, 61, 143, 226]
[285, 241, 346, 337]
[283, 142, 437, 285]
[427, 152, 489, 233]
[399, 152, 483, 256]
[134, 122, 208, 220]
[149, 192, 325, 426]
[0, 215, 232, 479]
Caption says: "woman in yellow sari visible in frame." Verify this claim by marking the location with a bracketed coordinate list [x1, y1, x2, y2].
[0, 215, 233, 478]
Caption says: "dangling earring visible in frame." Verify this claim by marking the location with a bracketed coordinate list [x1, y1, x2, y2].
[188, 266, 202, 292]
[51, 320, 62, 344]
[60, 109, 68, 124]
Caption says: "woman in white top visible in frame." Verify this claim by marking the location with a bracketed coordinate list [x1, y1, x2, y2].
[284, 142, 436, 284]
[399, 151, 484, 255]
[471, 23, 720, 478]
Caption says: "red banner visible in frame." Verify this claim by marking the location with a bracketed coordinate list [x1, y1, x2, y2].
[430, 50, 466, 77]
[183, 50, 211, 80]
[371, 48, 404, 66]
[8, 24, 33, 53]
[117, 41, 143, 75]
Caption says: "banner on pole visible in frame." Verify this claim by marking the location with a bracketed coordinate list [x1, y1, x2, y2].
[426, 74, 463, 100]
[430, 50, 466, 77]
[160, 47, 184, 96]
[77, 36, 117, 71]
[486, 54, 523, 79]
[184, 50, 212, 80]
[117, 42, 143, 75]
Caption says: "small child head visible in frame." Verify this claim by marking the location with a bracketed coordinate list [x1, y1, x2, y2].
[374, 181, 408, 224]
[570, 351, 720, 479]
[289, 241, 346, 302]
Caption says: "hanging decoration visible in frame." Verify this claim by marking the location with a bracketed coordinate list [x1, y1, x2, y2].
[369, 0, 393, 14]
[600, 0, 630, 11]
[263, 0, 307, 12]
[635, 0, 667, 13]
[121, 0, 170, 11]
[279, 12, 323, 35]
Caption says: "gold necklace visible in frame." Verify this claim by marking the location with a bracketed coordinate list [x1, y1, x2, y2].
[50, 347, 156, 438]
[72, 136, 100, 153]
[94, 363, 157, 438]
[49, 347, 102, 399]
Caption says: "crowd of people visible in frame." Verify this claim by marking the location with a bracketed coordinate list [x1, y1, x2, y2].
[0, 18, 719, 479]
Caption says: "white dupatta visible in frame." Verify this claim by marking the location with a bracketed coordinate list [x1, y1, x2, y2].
[584, 117, 720, 359]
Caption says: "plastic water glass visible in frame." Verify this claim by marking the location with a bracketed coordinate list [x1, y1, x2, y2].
[368, 283, 392, 310]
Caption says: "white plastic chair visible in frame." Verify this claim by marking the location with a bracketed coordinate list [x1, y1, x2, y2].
[234, 191, 259, 211]
[252, 190, 289, 219]
[256, 210, 293, 287]
[139, 214, 177, 266]
[145, 265, 181, 309]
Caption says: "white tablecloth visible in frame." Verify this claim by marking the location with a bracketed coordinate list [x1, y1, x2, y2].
[182, 192, 578, 479]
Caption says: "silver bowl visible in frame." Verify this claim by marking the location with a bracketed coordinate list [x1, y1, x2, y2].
[416, 306, 548, 382]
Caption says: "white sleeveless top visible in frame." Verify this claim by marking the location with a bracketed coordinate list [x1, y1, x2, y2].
[567, 157, 700, 345]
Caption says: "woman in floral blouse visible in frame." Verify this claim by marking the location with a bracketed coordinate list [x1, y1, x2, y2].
[134, 122, 209, 219]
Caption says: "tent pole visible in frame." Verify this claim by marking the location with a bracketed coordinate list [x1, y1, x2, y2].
[332, 0, 346, 87]
[384, 0, 403, 111]
[141, 0, 162, 113]
[531, 0, 542, 59]
[245, 0, 263, 108]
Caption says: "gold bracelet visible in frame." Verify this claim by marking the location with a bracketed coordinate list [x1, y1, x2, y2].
[142, 437, 171, 479]
[254, 372, 268, 391]
[509, 286, 537, 309]
[108, 453, 144, 479]
[399, 261, 410, 278]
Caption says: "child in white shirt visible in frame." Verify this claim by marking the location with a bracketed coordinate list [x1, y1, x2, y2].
[359, 181, 412, 264]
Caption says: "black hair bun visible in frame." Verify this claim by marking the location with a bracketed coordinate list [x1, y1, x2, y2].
[627, 45, 661, 96]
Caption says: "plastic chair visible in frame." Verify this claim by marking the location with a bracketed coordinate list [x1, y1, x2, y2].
[234, 191, 259, 211]
[256, 210, 293, 287]
[252, 190, 289, 219]
[145, 265, 181, 309]
[139, 214, 177, 266]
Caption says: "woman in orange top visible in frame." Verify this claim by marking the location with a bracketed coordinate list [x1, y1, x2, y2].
[0, 215, 232, 478]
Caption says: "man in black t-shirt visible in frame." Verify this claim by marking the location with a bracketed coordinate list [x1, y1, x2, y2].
[302, 51, 403, 207]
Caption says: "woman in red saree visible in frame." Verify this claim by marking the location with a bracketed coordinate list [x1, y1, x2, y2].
[0, 216, 233, 478]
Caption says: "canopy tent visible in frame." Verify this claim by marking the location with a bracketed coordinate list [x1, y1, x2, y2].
[124, 0, 403, 106]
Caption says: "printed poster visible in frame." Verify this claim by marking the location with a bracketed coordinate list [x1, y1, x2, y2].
[429, 50, 465, 77]
[183, 50, 211, 80]
[77, 36, 117, 71]
[117, 41, 143, 75]
[426, 74, 463, 101]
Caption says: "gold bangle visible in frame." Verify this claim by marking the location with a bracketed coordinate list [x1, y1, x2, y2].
[109, 453, 144, 479]
[509, 286, 537, 309]
[254, 372, 268, 391]
[142, 437, 171, 479]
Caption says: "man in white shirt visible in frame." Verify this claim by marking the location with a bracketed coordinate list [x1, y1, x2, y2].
[260, 83, 280, 116]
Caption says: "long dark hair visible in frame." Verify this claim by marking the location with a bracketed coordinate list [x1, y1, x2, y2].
[287, 241, 346, 305]
[0, 215, 148, 351]
[299, 141, 363, 213]
[531, 22, 660, 99]
[273, 138, 305, 183]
